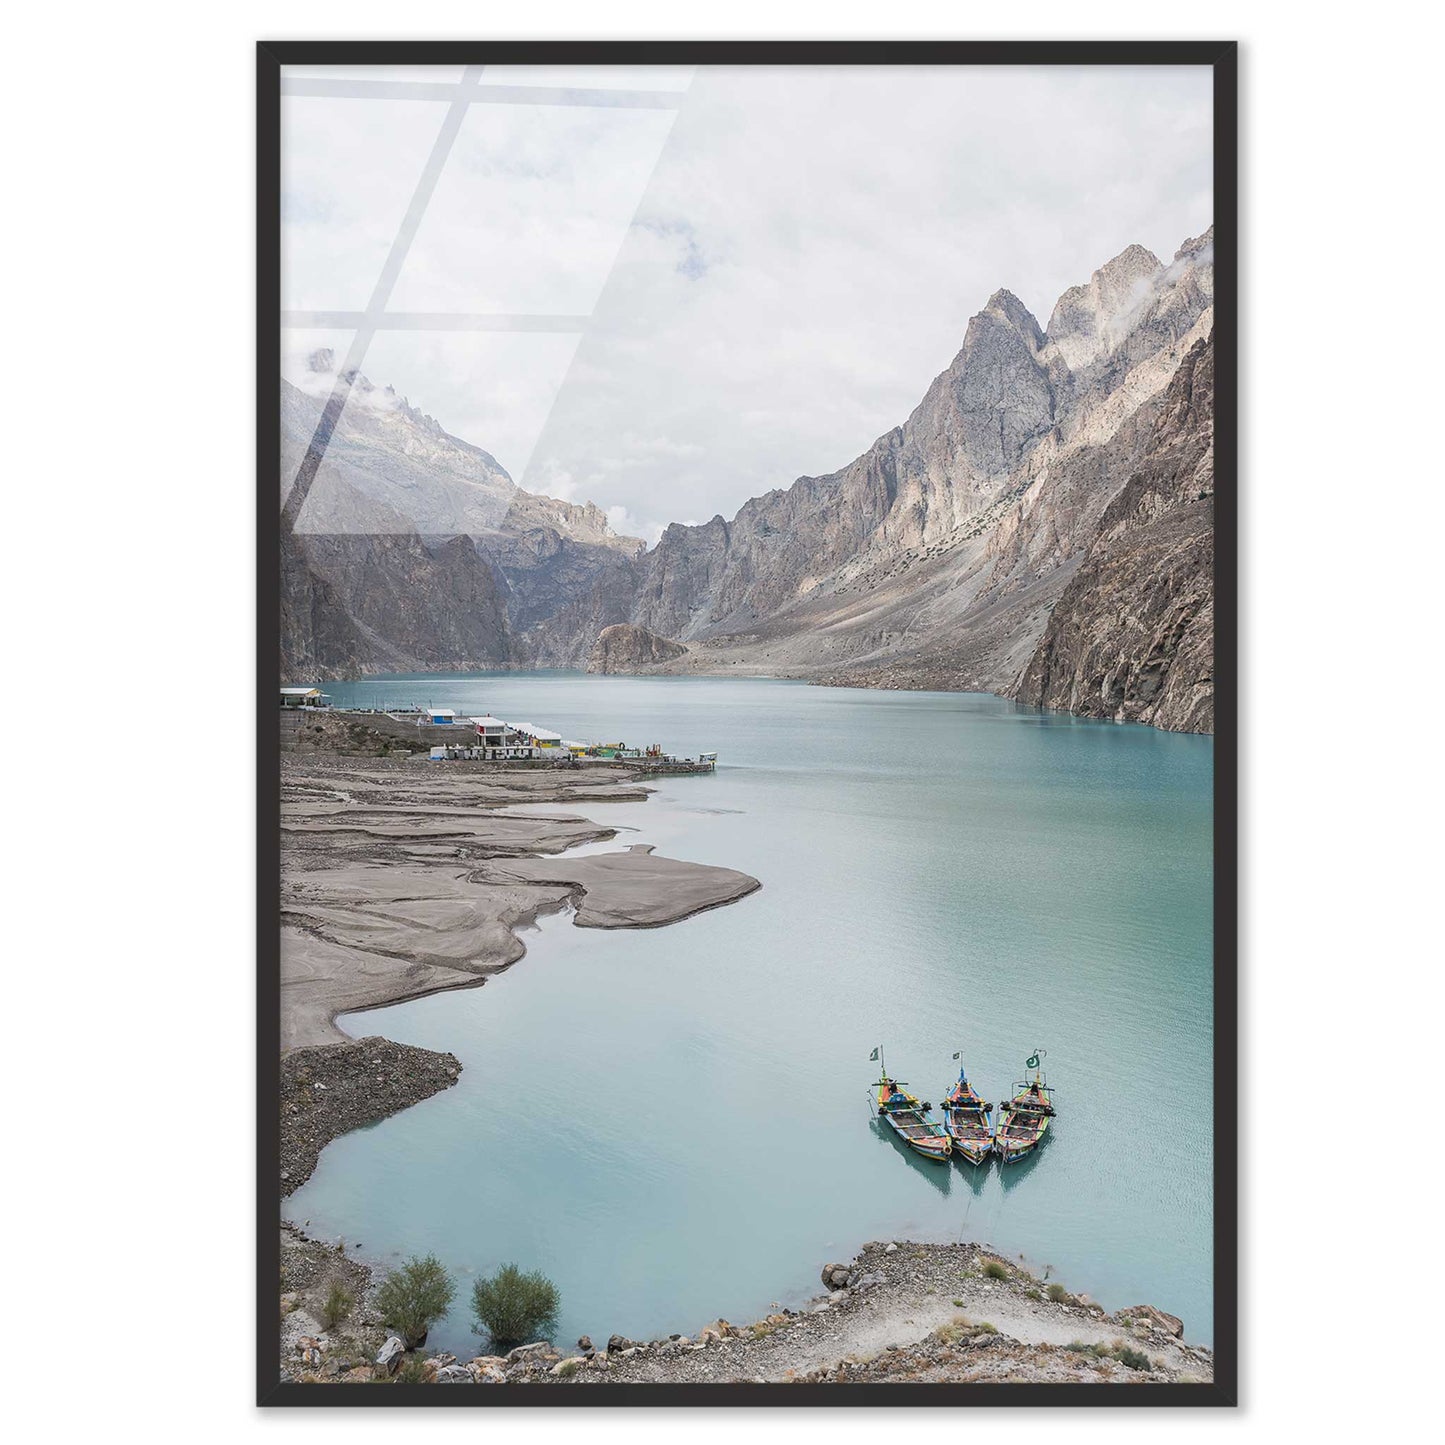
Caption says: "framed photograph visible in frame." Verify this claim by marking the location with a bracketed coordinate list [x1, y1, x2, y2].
[260, 40, 1236, 1407]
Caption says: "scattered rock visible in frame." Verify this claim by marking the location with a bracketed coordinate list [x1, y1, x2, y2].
[374, 1336, 405, 1377]
[506, 1341, 557, 1364]
[1119, 1304, 1184, 1338]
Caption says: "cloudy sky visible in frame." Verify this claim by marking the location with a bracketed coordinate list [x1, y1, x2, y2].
[282, 64, 1211, 544]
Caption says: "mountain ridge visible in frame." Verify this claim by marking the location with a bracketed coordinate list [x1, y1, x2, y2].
[279, 229, 1216, 733]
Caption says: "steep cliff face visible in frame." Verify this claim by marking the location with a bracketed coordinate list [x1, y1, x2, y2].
[587, 624, 688, 674]
[1011, 336, 1214, 733]
[570, 229, 1216, 730]
[278, 357, 643, 681]
[625, 285, 1064, 643]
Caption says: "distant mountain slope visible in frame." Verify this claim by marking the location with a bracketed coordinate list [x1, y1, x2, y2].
[278, 353, 643, 680]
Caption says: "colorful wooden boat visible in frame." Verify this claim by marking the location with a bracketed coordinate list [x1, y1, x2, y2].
[993, 1050, 1056, 1163]
[871, 1049, 952, 1162]
[941, 1053, 994, 1165]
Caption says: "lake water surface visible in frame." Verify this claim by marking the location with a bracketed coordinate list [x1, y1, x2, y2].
[284, 674, 1213, 1355]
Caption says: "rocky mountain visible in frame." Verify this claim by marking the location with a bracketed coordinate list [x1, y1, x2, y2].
[534, 229, 1216, 733]
[279, 353, 643, 679]
[587, 624, 688, 674]
[279, 231, 1217, 734]
[1013, 335, 1214, 732]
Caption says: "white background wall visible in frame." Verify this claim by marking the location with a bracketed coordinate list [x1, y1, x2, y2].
[2, 2, 1436, 1440]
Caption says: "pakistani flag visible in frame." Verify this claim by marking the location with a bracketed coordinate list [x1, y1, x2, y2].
[1026, 1053, 1040, 1070]
[869, 1047, 879, 1061]
[952, 1051, 961, 1060]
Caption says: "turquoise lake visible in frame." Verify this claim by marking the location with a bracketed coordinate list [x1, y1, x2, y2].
[283, 673, 1214, 1355]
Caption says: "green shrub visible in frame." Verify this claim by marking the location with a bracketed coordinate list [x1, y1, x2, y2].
[1062, 1339, 1151, 1371]
[1024, 1287, 1043, 1301]
[1113, 1344, 1152, 1371]
[321, 1280, 354, 1330]
[982, 1259, 1009, 1281]
[932, 1315, 998, 1346]
[375, 1255, 455, 1349]
[1046, 1283, 1071, 1303]
[395, 1355, 431, 1384]
[471, 1263, 560, 1350]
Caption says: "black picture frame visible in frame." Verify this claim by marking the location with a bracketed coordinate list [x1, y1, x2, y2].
[258, 38, 1238, 1408]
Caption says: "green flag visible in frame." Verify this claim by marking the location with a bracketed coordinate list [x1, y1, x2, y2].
[869, 1047, 879, 1062]
[1026, 1053, 1040, 1070]
[952, 1051, 960, 1060]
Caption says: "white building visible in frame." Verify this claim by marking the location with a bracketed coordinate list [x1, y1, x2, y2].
[468, 716, 543, 760]
[279, 686, 330, 709]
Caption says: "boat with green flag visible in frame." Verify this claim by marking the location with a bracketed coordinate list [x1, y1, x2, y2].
[993, 1050, 1057, 1164]
[870, 1048, 952, 1162]
[941, 1051, 995, 1165]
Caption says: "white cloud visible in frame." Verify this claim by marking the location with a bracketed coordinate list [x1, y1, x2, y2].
[280, 65, 1212, 546]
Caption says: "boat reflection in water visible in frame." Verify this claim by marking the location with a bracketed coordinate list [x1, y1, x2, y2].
[869, 1118, 954, 1198]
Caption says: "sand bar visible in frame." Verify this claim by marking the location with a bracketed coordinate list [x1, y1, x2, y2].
[280, 756, 760, 1051]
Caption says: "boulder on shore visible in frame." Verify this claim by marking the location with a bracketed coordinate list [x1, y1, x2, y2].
[374, 1336, 405, 1376]
[1119, 1304, 1184, 1338]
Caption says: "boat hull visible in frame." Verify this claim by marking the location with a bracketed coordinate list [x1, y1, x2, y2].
[951, 1141, 992, 1166]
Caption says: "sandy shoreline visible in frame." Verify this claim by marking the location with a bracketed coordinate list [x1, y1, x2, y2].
[277, 753, 760, 1204]
[280, 755, 760, 1053]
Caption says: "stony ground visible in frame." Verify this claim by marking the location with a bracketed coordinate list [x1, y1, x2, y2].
[278, 1239, 1212, 1389]
[280, 1037, 460, 1198]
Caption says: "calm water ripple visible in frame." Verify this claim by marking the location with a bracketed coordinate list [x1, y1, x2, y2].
[284, 674, 1213, 1355]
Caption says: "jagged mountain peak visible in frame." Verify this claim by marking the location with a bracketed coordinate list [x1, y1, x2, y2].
[984, 287, 1043, 331]
[295, 350, 512, 478]
[1095, 242, 1163, 287]
[1044, 242, 1170, 370]
[1173, 227, 1213, 264]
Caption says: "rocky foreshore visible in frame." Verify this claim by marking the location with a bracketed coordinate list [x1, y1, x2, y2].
[279, 1238, 1212, 1389]
[280, 1037, 460, 1197]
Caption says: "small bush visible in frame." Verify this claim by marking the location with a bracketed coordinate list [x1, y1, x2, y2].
[1024, 1287, 1043, 1301]
[952, 1298, 965, 1307]
[932, 1315, 997, 1346]
[375, 1254, 456, 1349]
[553, 1358, 582, 1378]
[321, 1280, 354, 1330]
[1062, 1339, 1151, 1371]
[471, 1263, 560, 1350]
[395, 1355, 431, 1384]
[1046, 1282, 1071, 1303]
[1112, 1344, 1152, 1372]
[982, 1260, 1010, 1281]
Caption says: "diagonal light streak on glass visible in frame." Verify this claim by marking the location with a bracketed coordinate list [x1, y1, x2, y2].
[279, 65, 695, 531]
[280, 65, 486, 534]
[282, 311, 592, 333]
[281, 76, 687, 110]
